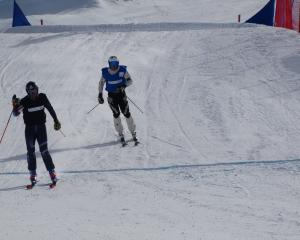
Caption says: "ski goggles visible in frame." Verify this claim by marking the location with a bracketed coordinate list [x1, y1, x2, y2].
[109, 60, 119, 69]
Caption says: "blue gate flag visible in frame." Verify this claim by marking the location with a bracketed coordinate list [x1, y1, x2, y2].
[12, 0, 31, 27]
[246, 0, 275, 26]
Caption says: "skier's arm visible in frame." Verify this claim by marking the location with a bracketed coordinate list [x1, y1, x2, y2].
[98, 76, 105, 104]
[43, 94, 61, 130]
[124, 72, 132, 87]
[98, 76, 105, 94]
[43, 94, 59, 123]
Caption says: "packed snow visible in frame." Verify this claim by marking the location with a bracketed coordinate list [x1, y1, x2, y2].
[0, 0, 300, 240]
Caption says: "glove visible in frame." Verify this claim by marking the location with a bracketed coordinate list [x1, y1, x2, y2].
[54, 121, 61, 131]
[98, 92, 104, 104]
[12, 94, 20, 108]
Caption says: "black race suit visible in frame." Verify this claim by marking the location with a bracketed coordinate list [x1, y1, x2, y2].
[107, 89, 131, 119]
[13, 93, 58, 173]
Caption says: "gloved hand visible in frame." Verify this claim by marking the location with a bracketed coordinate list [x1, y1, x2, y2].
[98, 92, 104, 104]
[54, 121, 61, 131]
[12, 94, 20, 108]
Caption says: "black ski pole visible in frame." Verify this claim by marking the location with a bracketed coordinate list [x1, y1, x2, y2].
[127, 96, 144, 114]
[59, 129, 66, 137]
[0, 110, 13, 144]
[87, 103, 100, 114]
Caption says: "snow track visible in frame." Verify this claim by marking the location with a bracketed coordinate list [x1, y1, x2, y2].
[5, 22, 256, 34]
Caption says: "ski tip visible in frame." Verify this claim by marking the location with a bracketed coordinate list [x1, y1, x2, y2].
[26, 184, 34, 190]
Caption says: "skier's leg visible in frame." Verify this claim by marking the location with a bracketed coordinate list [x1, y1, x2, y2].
[119, 93, 136, 138]
[36, 124, 55, 173]
[113, 114, 124, 137]
[119, 92, 130, 118]
[108, 95, 124, 137]
[125, 114, 136, 136]
[25, 126, 38, 184]
[25, 125, 37, 182]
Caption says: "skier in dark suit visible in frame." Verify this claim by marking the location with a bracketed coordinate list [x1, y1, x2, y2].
[12, 81, 61, 187]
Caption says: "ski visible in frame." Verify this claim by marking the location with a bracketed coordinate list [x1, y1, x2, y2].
[119, 136, 139, 147]
[25, 180, 57, 190]
[26, 183, 35, 190]
[26, 179, 37, 190]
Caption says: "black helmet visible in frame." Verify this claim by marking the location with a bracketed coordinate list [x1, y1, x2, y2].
[26, 81, 38, 97]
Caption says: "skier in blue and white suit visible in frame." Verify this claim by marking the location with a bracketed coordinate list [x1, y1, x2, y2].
[98, 56, 138, 143]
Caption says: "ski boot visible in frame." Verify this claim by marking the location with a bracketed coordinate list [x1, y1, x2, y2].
[132, 132, 139, 146]
[120, 134, 127, 147]
[30, 175, 37, 184]
[26, 171, 37, 189]
[49, 170, 57, 188]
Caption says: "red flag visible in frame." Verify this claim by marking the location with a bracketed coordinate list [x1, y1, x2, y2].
[275, 0, 293, 29]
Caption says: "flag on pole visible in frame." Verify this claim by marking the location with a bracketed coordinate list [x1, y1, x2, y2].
[246, 0, 300, 32]
[12, 0, 31, 27]
[246, 0, 275, 26]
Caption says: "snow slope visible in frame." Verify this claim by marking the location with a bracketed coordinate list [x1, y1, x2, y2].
[0, 0, 268, 31]
[0, 1, 300, 240]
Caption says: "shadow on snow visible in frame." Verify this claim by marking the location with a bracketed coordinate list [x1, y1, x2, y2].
[0, 140, 120, 163]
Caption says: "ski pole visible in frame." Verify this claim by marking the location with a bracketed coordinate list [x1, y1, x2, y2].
[127, 96, 144, 114]
[0, 110, 13, 144]
[87, 103, 100, 114]
[59, 129, 66, 137]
